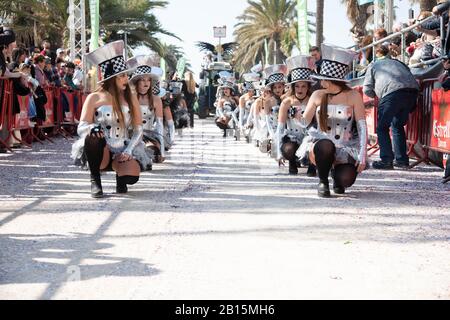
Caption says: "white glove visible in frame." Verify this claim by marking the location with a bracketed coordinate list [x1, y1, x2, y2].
[275, 122, 286, 161]
[77, 121, 96, 138]
[265, 114, 275, 138]
[356, 119, 368, 167]
[124, 125, 143, 156]
[167, 119, 175, 146]
[155, 117, 165, 157]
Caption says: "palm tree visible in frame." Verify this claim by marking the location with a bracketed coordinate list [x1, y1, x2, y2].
[341, 0, 373, 44]
[233, 0, 298, 72]
[2, 0, 178, 56]
[99, 0, 179, 57]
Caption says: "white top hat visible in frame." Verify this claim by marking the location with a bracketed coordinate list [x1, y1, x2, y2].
[151, 80, 167, 98]
[169, 81, 183, 95]
[286, 55, 315, 84]
[218, 74, 236, 90]
[242, 72, 261, 91]
[127, 55, 163, 83]
[85, 40, 130, 84]
[263, 64, 288, 88]
[311, 44, 358, 83]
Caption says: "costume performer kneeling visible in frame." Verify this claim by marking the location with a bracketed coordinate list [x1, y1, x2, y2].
[275, 55, 317, 176]
[128, 55, 166, 166]
[300, 44, 368, 198]
[71, 40, 151, 198]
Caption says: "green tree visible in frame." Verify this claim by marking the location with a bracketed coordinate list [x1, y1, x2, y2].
[233, 0, 298, 72]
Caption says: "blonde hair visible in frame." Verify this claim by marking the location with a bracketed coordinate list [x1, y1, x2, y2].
[184, 71, 196, 94]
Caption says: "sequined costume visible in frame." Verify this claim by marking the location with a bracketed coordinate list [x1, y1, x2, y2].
[72, 105, 151, 170]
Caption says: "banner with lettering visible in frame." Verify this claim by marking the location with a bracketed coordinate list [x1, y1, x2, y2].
[89, 0, 99, 51]
[430, 89, 450, 152]
[297, 0, 309, 55]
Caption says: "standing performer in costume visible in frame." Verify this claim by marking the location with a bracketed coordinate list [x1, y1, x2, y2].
[275, 55, 317, 176]
[71, 40, 151, 198]
[127, 55, 166, 167]
[301, 44, 367, 198]
[262, 64, 288, 158]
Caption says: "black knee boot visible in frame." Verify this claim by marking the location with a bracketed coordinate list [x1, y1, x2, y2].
[84, 135, 106, 198]
[116, 175, 139, 194]
[307, 164, 317, 177]
[332, 164, 357, 194]
[313, 140, 336, 198]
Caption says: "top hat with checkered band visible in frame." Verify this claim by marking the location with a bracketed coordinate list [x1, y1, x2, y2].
[286, 55, 315, 84]
[127, 55, 163, 84]
[150, 80, 167, 98]
[85, 40, 130, 84]
[242, 72, 261, 92]
[311, 44, 358, 83]
[263, 64, 288, 89]
[218, 76, 236, 90]
[169, 81, 183, 95]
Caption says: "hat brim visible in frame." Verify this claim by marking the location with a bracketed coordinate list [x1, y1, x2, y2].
[97, 69, 131, 84]
[264, 81, 286, 90]
[286, 79, 316, 85]
[129, 73, 161, 83]
[310, 74, 350, 83]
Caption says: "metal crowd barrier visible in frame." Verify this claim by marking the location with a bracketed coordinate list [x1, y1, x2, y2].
[0, 79, 87, 152]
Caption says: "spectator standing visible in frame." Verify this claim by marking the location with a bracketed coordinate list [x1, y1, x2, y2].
[363, 46, 420, 169]
[309, 46, 322, 73]
[182, 71, 198, 128]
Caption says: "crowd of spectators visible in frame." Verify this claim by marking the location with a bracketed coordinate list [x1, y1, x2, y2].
[1, 27, 85, 150]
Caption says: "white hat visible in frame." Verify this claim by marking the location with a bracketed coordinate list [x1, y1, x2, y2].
[85, 40, 130, 84]
[169, 81, 183, 95]
[311, 44, 358, 83]
[152, 80, 167, 98]
[263, 64, 288, 88]
[127, 55, 163, 83]
[242, 72, 261, 91]
[56, 48, 65, 55]
[286, 55, 315, 84]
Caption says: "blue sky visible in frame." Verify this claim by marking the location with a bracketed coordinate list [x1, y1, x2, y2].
[134, 0, 419, 79]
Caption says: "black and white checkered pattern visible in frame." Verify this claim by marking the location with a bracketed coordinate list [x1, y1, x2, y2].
[319, 60, 349, 80]
[98, 55, 127, 81]
[243, 82, 254, 90]
[289, 68, 311, 82]
[134, 66, 152, 77]
[152, 81, 161, 95]
[266, 73, 286, 85]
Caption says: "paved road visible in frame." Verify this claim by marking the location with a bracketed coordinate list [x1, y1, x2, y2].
[0, 119, 449, 299]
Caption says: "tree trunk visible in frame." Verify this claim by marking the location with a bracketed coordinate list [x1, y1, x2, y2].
[316, 0, 324, 46]
[419, 0, 437, 11]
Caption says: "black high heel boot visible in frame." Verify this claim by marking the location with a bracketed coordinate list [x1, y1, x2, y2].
[289, 160, 298, 175]
[90, 174, 103, 198]
[307, 164, 317, 177]
[116, 175, 128, 194]
[318, 180, 331, 198]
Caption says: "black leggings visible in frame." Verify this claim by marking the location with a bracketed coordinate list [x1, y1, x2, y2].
[84, 134, 106, 176]
[281, 140, 299, 162]
[313, 139, 357, 187]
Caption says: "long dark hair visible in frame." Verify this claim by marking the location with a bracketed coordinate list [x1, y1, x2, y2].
[97, 76, 136, 128]
[0, 45, 6, 76]
[319, 80, 351, 132]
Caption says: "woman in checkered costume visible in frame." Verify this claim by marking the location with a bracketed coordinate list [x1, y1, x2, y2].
[167, 81, 190, 131]
[300, 44, 368, 198]
[274, 55, 317, 177]
[215, 75, 239, 138]
[261, 64, 288, 157]
[71, 41, 151, 198]
[127, 55, 166, 168]
[238, 72, 259, 142]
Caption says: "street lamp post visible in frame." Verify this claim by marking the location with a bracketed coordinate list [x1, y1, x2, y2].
[117, 30, 129, 58]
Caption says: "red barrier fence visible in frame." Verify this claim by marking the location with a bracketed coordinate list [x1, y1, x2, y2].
[0, 79, 88, 152]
